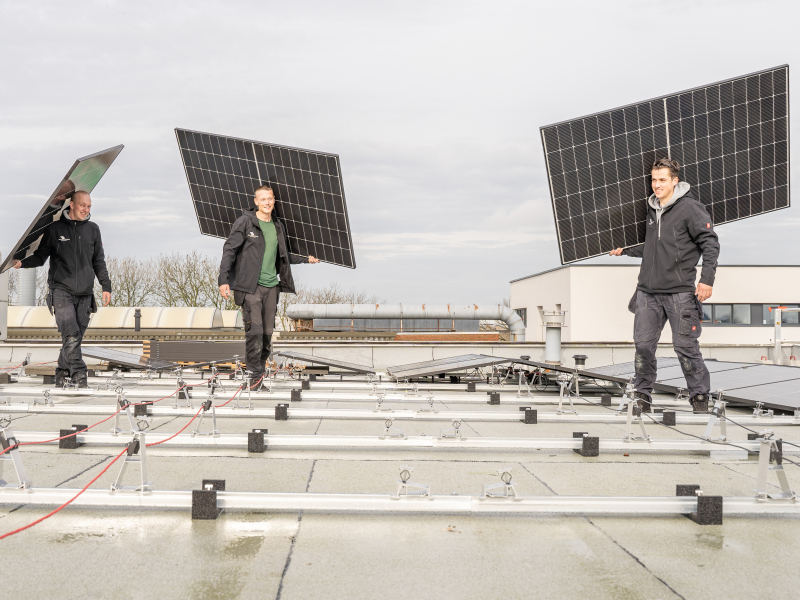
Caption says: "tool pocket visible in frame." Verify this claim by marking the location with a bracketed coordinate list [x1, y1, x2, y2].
[678, 305, 701, 337]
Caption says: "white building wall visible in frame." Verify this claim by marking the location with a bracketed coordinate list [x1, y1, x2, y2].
[510, 265, 800, 344]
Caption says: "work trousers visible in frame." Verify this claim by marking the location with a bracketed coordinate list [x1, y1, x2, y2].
[52, 288, 92, 380]
[632, 290, 710, 400]
[241, 285, 279, 379]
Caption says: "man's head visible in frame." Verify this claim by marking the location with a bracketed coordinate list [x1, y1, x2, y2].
[651, 157, 680, 202]
[69, 191, 92, 221]
[254, 185, 275, 216]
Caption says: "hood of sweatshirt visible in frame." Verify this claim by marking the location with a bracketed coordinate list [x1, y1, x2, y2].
[647, 181, 690, 239]
[62, 208, 91, 223]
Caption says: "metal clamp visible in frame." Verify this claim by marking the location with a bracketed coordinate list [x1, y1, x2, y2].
[193, 395, 220, 437]
[0, 426, 31, 489]
[373, 392, 391, 412]
[755, 430, 795, 501]
[556, 374, 578, 415]
[702, 392, 728, 441]
[623, 394, 650, 442]
[419, 395, 437, 413]
[483, 467, 517, 499]
[381, 419, 405, 439]
[753, 402, 774, 418]
[111, 431, 152, 493]
[395, 466, 430, 498]
[440, 419, 463, 439]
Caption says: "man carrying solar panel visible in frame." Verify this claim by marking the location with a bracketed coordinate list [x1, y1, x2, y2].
[12, 190, 112, 388]
[218, 185, 319, 389]
[609, 158, 719, 414]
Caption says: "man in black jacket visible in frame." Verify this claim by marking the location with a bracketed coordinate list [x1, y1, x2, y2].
[610, 158, 720, 413]
[13, 190, 112, 387]
[219, 185, 319, 388]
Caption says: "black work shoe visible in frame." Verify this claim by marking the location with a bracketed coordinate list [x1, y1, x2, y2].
[73, 376, 89, 389]
[55, 369, 69, 387]
[247, 378, 265, 391]
[633, 392, 652, 414]
[690, 394, 709, 413]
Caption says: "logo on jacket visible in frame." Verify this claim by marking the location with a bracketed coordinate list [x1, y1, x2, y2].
[58, 236, 70, 242]
[248, 231, 257, 238]
[706, 223, 711, 229]
[648, 219, 653, 225]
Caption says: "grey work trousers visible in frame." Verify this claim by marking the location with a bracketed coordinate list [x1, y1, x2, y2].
[241, 285, 279, 379]
[632, 290, 710, 400]
[52, 288, 93, 379]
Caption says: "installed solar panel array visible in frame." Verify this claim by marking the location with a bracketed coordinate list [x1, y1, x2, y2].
[541, 65, 789, 263]
[0, 145, 124, 273]
[175, 129, 355, 268]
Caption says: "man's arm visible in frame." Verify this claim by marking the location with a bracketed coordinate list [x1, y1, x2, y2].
[219, 217, 246, 287]
[19, 229, 54, 268]
[687, 204, 720, 288]
[622, 244, 644, 258]
[92, 229, 112, 293]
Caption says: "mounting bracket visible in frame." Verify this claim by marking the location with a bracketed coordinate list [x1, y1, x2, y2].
[394, 466, 430, 498]
[440, 419, 463, 439]
[34, 389, 55, 407]
[192, 397, 220, 437]
[419, 395, 437, 413]
[0, 422, 32, 489]
[111, 431, 152, 493]
[702, 393, 728, 441]
[556, 374, 578, 415]
[382, 419, 404, 439]
[753, 402, 774, 418]
[482, 467, 517, 499]
[624, 395, 650, 442]
[755, 430, 795, 501]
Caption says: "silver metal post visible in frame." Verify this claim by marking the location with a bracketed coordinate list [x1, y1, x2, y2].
[775, 307, 783, 365]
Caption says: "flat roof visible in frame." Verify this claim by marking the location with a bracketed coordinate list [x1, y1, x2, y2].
[510, 264, 800, 284]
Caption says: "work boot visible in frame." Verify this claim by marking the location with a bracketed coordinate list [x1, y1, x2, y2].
[632, 392, 651, 414]
[55, 369, 69, 388]
[690, 394, 709, 413]
[73, 374, 89, 389]
[247, 376, 265, 391]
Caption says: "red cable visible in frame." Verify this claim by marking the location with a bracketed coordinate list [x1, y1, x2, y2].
[0, 447, 127, 540]
[146, 406, 204, 447]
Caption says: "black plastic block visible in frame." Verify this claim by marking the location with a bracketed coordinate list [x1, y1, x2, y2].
[450, 376, 460, 384]
[676, 484, 701, 496]
[747, 433, 758, 440]
[275, 404, 289, 420]
[662, 411, 677, 426]
[134, 401, 152, 417]
[59, 428, 82, 449]
[524, 408, 537, 424]
[43, 375, 55, 385]
[600, 394, 611, 406]
[248, 431, 266, 453]
[308, 374, 317, 382]
[689, 496, 723, 525]
[467, 382, 476, 392]
[202, 479, 226, 491]
[575, 435, 599, 457]
[0, 373, 11, 384]
[291, 389, 302, 402]
[192, 489, 220, 520]
[573, 431, 589, 438]
[488, 392, 500, 405]
[301, 380, 310, 390]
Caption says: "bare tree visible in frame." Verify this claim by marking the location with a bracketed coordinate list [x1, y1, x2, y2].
[93, 255, 158, 307]
[201, 254, 237, 311]
[6, 268, 17, 305]
[153, 251, 210, 307]
[36, 267, 48, 306]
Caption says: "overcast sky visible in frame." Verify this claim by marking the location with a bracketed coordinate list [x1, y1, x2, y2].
[1, 0, 798, 306]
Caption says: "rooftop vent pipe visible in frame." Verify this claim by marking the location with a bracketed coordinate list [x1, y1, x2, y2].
[286, 304, 526, 342]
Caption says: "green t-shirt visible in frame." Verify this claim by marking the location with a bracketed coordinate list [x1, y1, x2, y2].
[257, 219, 279, 287]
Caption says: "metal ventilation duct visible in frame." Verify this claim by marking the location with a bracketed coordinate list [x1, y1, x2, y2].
[286, 304, 526, 341]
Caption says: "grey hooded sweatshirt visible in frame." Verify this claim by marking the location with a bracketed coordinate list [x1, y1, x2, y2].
[623, 183, 719, 294]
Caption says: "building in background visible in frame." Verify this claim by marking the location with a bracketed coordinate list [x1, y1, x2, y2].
[510, 265, 800, 344]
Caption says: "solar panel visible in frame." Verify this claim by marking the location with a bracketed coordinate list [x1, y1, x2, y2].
[0, 145, 124, 273]
[83, 347, 177, 371]
[387, 354, 513, 379]
[541, 65, 790, 263]
[274, 351, 376, 374]
[175, 129, 356, 269]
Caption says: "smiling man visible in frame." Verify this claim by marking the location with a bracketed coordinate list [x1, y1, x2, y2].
[13, 190, 112, 388]
[609, 158, 720, 413]
[219, 185, 319, 389]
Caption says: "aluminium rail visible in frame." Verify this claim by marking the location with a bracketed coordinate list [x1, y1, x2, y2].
[0, 487, 797, 516]
[2, 402, 798, 425]
[9, 431, 788, 453]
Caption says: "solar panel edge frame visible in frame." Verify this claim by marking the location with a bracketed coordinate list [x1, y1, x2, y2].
[539, 64, 790, 265]
[173, 127, 356, 269]
[0, 144, 125, 273]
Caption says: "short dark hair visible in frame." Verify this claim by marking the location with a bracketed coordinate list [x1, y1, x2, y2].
[651, 157, 680, 179]
[254, 185, 274, 196]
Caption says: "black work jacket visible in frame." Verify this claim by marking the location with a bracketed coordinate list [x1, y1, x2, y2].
[623, 190, 720, 294]
[218, 208, 307, 302]
[20, 211, 111, 296]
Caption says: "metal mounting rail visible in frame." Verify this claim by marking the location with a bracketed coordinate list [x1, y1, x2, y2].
[0, 487, 797, 515]
[0, 387, 683, 406]
[1, 403, 797, 425]
[10, 431, 788, 453]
